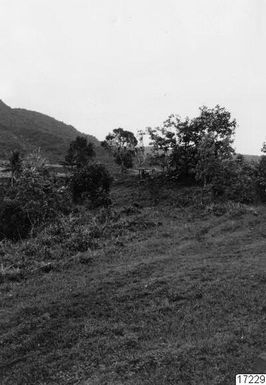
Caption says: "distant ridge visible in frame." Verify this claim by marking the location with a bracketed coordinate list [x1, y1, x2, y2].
[0, 100, 100, 162]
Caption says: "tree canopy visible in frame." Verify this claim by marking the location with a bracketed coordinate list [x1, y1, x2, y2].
[148, 105, 236, 179]
[65, 136, 95, 169]
[101, 128, 138, 172]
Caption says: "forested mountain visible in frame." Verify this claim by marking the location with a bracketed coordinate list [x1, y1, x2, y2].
[0, 100, 100, 162]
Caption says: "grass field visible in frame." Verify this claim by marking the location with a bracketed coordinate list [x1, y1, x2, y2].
[1, 178, 266, 384]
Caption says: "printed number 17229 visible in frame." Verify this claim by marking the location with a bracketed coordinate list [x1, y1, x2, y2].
[236, 374, 266, 384]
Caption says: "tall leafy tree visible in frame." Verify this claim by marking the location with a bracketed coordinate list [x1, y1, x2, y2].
[189, 105, 236, 151]
[147, 121, 177, 172]
[148, 105, 236, 179]
[65, 136, 95, 169]
[101, 128, 138, 172]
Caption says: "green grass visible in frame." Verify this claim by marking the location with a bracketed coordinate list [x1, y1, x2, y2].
[1, 180, 266, 384]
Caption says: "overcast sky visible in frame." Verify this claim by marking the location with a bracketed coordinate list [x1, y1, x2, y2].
[0, 0, 265, 154]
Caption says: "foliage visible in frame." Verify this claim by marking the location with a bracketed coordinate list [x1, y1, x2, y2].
[64, 136, 95, 168]
[147, 122, 175, 172]
[142, 174, 166, 205]
[0, 210, 101, 273]
[195, 133, 234, 186]
[0, 199, 31, 241]
[257, 144, 266, 202]
[8, 170, 71, 230]
[210, 157, 258, 203]
[101, 128, 138, 172]
[0, 205, 136, 273]
[115, 150, 134, 169]
[6, 150, 22, 185]
[147, 105, 236, 179]
[4, 151, 72, 234]
[135, 130, 146, 169]
[22, 148, 47, 171]
[70, 163, 112, 206]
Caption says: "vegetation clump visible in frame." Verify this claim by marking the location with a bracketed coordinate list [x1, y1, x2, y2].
[0, 199, 31, 241]
[101, 128, 138, 172]
[4, 150, 71, 233]
[64, 135, 95, 169]
[70, 163, 112, 206]
[148, 105, 236, 178]
[0, 138, 113, 241]
[146, 105, 264, 205]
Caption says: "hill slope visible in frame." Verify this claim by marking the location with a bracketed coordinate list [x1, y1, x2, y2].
[0, 181, 265, 384]
[0, 100, 99, 162]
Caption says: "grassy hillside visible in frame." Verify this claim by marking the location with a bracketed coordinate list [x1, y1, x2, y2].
[0, 100, 101, 163]
[1, 178, 265, 384]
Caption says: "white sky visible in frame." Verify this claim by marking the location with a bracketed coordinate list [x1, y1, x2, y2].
[0, 0, 266, 154]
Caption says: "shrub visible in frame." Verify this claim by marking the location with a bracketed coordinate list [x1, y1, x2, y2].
[0, 199, 31, 241]
[70, 163, 112, 206]
[65, 227, 95, 252]
[65, 136, 95, 168]
[114, 150, 134, 169]
[210, 158, 257, 204]
[5, 166, 72, 232]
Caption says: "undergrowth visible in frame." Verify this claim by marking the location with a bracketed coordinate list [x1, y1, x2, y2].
[0, 204, 162, 284]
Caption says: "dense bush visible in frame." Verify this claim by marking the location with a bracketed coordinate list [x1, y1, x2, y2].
[6, 168, 72, 230]
[2, 151, 72, 238]
[210, 157, 258, 204]
[65, 136, 95, 168]
[114, 150, 134, 169]
[0, 199, 31, 241]
[70, 163, 112, 206]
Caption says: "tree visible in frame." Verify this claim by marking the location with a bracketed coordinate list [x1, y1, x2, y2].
[189, 105, 236, 151]
[101, 128, 138, 172]
[147, 123, 176, 173]
[70, 163, 112, 206]
[195, 134, 234, 187]
[148, 105, 236, 180]
[195, 134, 221, 187]
[210, 157, 257, 203]
[65, 136, 95, 169]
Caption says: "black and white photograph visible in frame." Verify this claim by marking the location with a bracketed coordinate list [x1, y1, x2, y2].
[0, 1, 266, 384]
